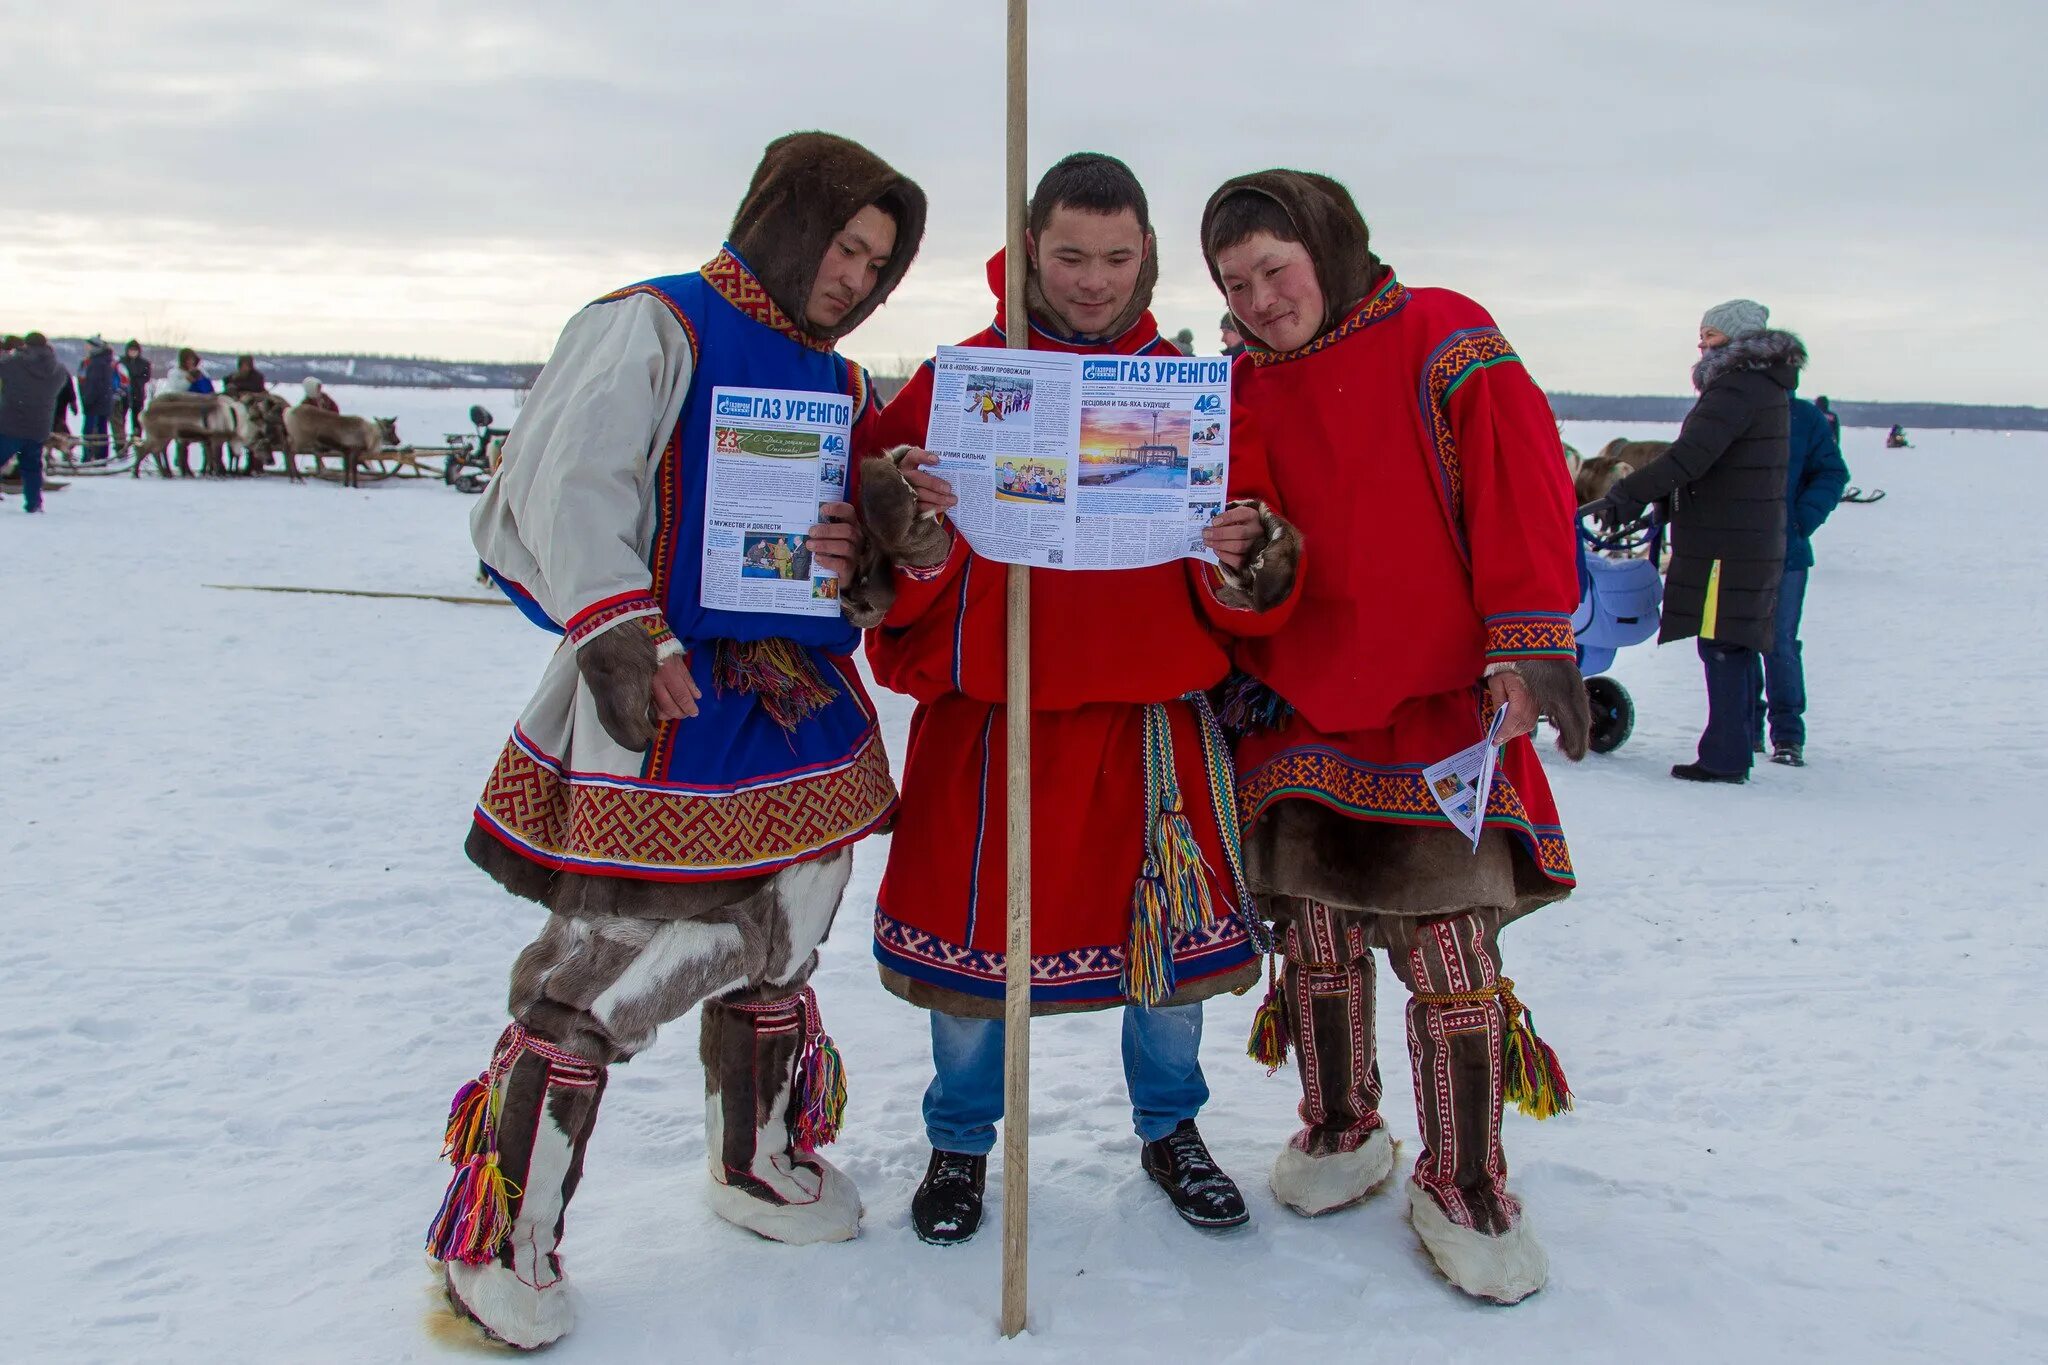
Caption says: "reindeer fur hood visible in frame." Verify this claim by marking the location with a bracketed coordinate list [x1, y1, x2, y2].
[726, 131, 927, 344]
[1199, 169, 1387, 350]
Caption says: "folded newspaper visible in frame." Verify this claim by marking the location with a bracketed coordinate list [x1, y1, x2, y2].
[920, 346, 1232, 570]
[697, 385, 853, 619]
[1422, 705, 1511, 851]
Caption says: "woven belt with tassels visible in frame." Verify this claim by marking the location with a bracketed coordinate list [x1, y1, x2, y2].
[1410, 977, 1574, 1120]
[1121, 693, 1271, 1008]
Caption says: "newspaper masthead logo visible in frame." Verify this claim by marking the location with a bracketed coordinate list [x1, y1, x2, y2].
[715, 395, 755, 418]
[1081, 360, 1119, 382]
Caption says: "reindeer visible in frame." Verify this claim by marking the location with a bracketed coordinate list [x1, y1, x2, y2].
[135, 394, 257, 478]
[284, 405, 401, 487]
[236, 391, 292, 476]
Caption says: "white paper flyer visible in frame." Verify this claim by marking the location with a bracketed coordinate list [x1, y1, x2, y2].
[698, 385, 851, 619]
[921, 346, 1231, 570]
[1422, 705, 1511, 850]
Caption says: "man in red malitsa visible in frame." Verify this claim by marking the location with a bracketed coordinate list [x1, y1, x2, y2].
[845, 152, 1303, 1245]
[1198, 170, 1593, 1305]
[423, 132, 924, 1350]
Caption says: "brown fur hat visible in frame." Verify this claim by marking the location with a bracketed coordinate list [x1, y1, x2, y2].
[1199, 170, 1387, 349]
[728, 131, 928, 342]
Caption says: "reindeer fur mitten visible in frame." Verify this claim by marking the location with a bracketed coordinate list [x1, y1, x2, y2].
[576, 619, 662, 751]
[1210, 499, 1302, 614]
[839, 447, 954, 629]
[1511, 656, 1593, 761]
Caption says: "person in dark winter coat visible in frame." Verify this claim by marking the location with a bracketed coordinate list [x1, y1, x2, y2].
[0, 332, 72, 511]
[118, 340, 152, 445]
[1812, 394, 1841, 443]
[78, 337, 117, 460]
[1596, 298, 1803, 783]
[224, 354, 267, 397]
[1219, 310, 1245, 357]
[1750, 394, 1849, 767]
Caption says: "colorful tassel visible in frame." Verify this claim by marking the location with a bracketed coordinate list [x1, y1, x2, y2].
[1124, 704, 1221, 1006]
[425, 1152, 521, 1265]
[439, 1076, 494, 1165]
[790, 989, 849, 1152]
[1501, 985, 1573, 1120]
[714, 638, 838, 732]
[1245, 958, 1290, 1073]
[1212, 670, 1294, 739]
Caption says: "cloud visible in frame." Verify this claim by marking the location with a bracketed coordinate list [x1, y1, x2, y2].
[3, 0, 2041, 401]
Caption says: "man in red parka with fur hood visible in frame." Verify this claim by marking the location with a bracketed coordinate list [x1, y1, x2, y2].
[1200, 170, 1591, 1305]
[852, 153, 1302, 1245]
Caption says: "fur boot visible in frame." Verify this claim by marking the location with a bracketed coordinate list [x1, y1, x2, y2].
[1210, 499, 1302, 615]
[431, 1025, 607, 1351]
[1395, 914, 1547, 1304]
[700, 988, 862, 1244]
[1268, 900, 1397, 1216]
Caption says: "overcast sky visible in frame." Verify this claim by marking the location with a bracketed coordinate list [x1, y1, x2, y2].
[5, 0, 2041, 403]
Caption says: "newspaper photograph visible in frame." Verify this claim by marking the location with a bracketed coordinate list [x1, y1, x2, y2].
[698, 385, 851, 618]
[922, 347, 1230, 570]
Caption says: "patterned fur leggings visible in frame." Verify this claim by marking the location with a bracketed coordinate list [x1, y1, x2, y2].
[1273, 897, 1522, 1235]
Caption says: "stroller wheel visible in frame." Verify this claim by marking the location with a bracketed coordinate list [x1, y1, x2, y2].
[1585, 675, 1634, 754]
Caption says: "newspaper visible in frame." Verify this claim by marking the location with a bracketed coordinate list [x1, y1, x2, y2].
[1422, 706, 1511, 850]
[698, 385, 851, 618]
[922, 346, 1231, 570]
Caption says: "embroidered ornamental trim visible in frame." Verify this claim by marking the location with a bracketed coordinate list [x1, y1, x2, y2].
[564, 591, 665, 647]
[474, 726, 898, 880]
[873, 907, 1253, 995]
[1484, 612, 1578, 661]
[1418, 326, 1522, 556]
[700, 248, 834, 353]
[1244, 276, 1410, 367]
[1237, 746, 1575, 884]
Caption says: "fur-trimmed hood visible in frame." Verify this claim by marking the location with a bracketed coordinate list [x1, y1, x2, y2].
[982, 247, 1162, 349]
[1692, 328, 1806, 393]
[1199, 169, 1387, 350]
[727, 131, 928, 343]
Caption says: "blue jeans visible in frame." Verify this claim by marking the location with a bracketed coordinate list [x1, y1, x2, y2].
[1750, 567, 1809, 748]
[1, 434, 42, 511]
[1696, 639, 1759, 776]
[924, 1003, 1210, 1154]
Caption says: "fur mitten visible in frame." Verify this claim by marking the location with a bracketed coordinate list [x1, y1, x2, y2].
[1210, 499, 1302, 614]
[1513, 657, 1592, 760]
[840, 447, 953, 629]
[576, 620, 661, 751]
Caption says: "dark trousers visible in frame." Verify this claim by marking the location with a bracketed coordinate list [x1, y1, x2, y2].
[82, 407, 112, 460]
[1, 434, 44, 510]
[1750, 567, 1809, 748]
[1696, 639, 1760, 776]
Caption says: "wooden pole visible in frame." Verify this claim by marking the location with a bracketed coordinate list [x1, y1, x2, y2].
[1000, 0, 1032, 1341]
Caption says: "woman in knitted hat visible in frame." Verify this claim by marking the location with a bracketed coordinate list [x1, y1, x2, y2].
[1596, 299, 1806, 782]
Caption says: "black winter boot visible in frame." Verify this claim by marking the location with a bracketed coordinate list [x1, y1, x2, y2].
[1141, 1120, 1250, 1229]
[911, 1149, 987, 1245]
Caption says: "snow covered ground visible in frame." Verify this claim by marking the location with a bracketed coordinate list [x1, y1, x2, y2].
[3, 425, 2042, 1363]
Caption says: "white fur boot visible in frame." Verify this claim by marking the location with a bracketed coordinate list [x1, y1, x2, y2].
[431, 1026, 606, 1350]
[1269, 1125, 1396, 1217]
[1407, 1179, 1548, 1305]
[702, 990, 863, 1245]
